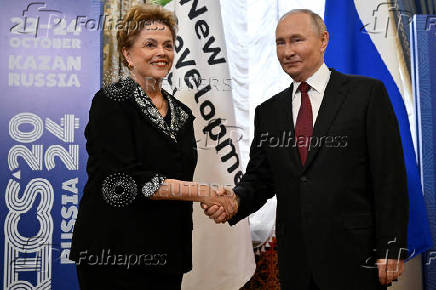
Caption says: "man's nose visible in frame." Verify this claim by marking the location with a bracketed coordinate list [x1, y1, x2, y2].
[283, 44, 295, 58]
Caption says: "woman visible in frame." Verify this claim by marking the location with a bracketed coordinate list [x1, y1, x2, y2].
[70, 4, 236, 289]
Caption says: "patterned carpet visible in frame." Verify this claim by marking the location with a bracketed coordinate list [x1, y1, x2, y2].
[241, 237, 280, 290]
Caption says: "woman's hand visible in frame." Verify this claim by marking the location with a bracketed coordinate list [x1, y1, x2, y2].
[200, 187, 238, 223]
[152, 180, 238, 223]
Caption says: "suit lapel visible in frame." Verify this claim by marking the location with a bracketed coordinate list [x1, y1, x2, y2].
[302, 69, 349, 172]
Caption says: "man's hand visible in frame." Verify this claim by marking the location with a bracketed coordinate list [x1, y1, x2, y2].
[376, 259, 405, 285]
[200, 188, 238, 224]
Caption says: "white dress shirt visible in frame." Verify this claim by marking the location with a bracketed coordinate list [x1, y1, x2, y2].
[291, 63, 331, 127]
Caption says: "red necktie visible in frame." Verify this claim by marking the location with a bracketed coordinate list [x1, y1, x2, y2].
[295, 82, 312, 165]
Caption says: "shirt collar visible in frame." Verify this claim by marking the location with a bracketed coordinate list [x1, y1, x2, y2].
[292, 63, 331, 100]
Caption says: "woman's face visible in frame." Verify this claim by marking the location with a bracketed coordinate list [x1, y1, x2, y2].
[123, 22, 174, 82]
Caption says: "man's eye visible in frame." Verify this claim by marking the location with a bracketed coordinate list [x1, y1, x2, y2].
[165, 43, 173, 49]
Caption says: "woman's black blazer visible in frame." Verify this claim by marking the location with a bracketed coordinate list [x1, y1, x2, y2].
[70, 77, 198, 274]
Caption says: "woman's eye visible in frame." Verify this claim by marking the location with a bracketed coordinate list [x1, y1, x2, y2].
[144, 42, 155, 48]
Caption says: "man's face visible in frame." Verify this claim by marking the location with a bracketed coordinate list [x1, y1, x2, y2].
[276, 13, 328, 82]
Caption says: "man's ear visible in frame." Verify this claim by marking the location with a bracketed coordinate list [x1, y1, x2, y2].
[320, 31, 329, 53]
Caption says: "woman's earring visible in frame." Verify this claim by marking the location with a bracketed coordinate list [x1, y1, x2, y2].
[128, 63, 134, 70]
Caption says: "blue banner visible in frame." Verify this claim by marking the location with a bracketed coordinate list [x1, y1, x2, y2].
[0, 1, 102, 289]
[412, 14, 436, 290]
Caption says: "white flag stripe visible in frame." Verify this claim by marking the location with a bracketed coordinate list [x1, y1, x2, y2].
[354, 0, 416, 148]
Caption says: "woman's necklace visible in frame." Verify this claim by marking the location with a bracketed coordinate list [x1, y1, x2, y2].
[152, 95, 165, 110]
[133, 74, 167, 114]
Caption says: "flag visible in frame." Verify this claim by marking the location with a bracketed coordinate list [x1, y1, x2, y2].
[324, 0, 432, 260]
[160, 0, 256, 289]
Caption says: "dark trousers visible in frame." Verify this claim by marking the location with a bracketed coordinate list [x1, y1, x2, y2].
[76, 264, 183, 290]
[280, 277, 389, 290]
[280, 276, 320, 290]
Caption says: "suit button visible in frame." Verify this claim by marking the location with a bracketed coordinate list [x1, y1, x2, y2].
[300, 176, 308, 183]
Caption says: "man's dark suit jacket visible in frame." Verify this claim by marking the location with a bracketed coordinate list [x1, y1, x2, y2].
[70, 77, 198, 275]
[229, 69, 409, 290]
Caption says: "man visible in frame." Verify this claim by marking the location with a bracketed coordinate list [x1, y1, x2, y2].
[203, 9, 409, 290]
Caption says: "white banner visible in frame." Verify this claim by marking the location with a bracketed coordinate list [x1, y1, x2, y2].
[163, 0, 255, 289]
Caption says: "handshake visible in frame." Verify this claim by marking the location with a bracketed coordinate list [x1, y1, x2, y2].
[199, 187, 239, 224]
[153, 180, 239, 223]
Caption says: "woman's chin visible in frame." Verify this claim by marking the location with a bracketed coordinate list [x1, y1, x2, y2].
[148, 72, 169, 80]
[137, 74, 168, 82]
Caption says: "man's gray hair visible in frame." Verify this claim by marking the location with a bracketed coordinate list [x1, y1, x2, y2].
[279, 9, 327, 35]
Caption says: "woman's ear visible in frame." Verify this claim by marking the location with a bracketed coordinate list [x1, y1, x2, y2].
[122, 47, 131, 66]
